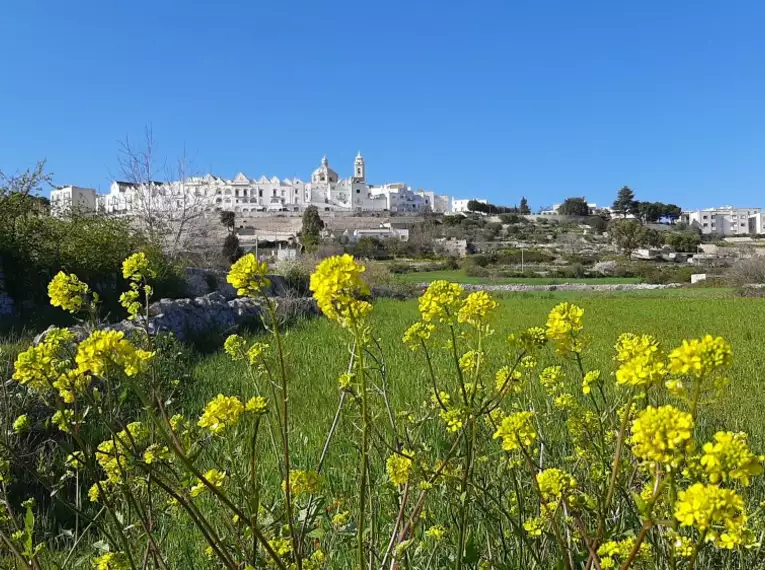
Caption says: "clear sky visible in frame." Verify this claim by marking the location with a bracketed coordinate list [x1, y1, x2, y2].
[1, 0, 764, 210]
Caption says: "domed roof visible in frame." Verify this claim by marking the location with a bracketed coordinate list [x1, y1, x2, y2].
[312, 155, 338, 183]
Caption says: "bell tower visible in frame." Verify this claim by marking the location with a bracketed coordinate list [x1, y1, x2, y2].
[353, 151, 365, 182]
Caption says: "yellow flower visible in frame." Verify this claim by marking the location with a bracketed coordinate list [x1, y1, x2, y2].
[457, 291, 497, 328]
[92, 552, 131, 570]
[48, 271, 90, 313]
[674, 483, 750, 549]
[386, 449, 414, 486]
[495, 365, 523, 395]
[402, 321, 435, 350]
[190, 469, 227, 497]
[615, 350, 666, 388]
[439, 409, 464, 432]
[198, 394, 245, 434]
[630, 405, 694, 466]
[65, 451, 86, 471]
[122, 252, 155, 281]
[597, 538, 651, 569]
[545, 302, 584, 351]
[458, 349, 482, 374]
[309, 254, 372, 328]
[119, 288, 142, 319]
[246, 342, 269, 367]
[245, 396, 268, 414]
[227, 253, 271, 297]
[424, 525, 446, 541]
[12, 328, 74, 394]
[523, 515, 546, 537]
[539, 366, 564, 396]
[536, 468, 577, 502]
[95, 422, 147, 483]
[52, 369, 92, 403]
[509, 327, 548, 352]
[331, 510, 350, 528]
[88, 483, 101, 503]
[75, 330, 154, 377]
[614, 333, 659, 363]
[283, 469, 322, 496]
[417, 280, 464, 324]
[12, 414, 30, 433]
[143, 444, 170, 465]
[51, 409, 74, 433]
[700, 431, 762, 486]
[668, 335, 732, 378]
[582, 370, 601, 395]
[493, 411, 536, 452]
[223, 334, 247, 360]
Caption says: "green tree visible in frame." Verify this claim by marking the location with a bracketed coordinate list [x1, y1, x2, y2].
[519, 197, 530, 215]
[300, 205, 324, 251]
[220, 210, 236, 233]
[612, 186, 638, 218]
[663, 230, 701, 252]
[637, 201, 663, 223]
[557, 197, 590, 216]
[222, 233, 243, 262]
[609, 219, 650, 257]
[662, 204, 683, 223]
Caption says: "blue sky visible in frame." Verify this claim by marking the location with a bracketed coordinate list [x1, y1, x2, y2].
[1, 1, 764, 210]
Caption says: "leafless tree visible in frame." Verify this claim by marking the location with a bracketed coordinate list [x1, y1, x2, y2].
[116, 127, 218, 259]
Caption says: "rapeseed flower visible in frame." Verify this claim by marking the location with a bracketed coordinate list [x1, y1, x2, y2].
[630, 405, 694, 467]
[536, 468, 577, 502]
[402, 321, 435, 350]
[12, 414, 30, 433]
[223, 334, 247, 360]
[700, 431, 762, 486]
[458, 349, 482, 374]
[457, 290, 497, 328]
[245, 396, 268, 413]
[309, 254, 372, 328]
[417, 280, 464, 324]
[597, 537, 651, 569]
[668, 335, 732, 378]
[283, 469, 323, 496]
[48, 271, 90, 313]
[95, 422, 147, 483]
[493, 411, 536, 452]
[674, 483, 751, 549]
[92, 552, 131, 570]
[198, 394, 245, 434]
[545, 302, 584, 352]
[75, 330, 154, 377]
[439, 409, 464, 432]
[122, 252, 155, 281]
[12, 328, 75, 394]
[227, 253, 271, 297]
[581, 370, 601, 395]
[424, 525, 446, 541]
[386, 449, 414, 486]
[190, 469, 227, 497]
[495, 365, 523, 395]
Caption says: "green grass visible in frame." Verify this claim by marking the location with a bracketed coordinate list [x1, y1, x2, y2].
[394, 269, 641, 285]
[191, 291, 765, 454]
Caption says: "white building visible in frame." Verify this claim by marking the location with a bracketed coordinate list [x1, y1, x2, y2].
[682, 206, 762, 235]
[452, 198, 488, 213]
[345, 226, 410, 243]
[98, 153, 442, 217]
[50, 185, 97, 217]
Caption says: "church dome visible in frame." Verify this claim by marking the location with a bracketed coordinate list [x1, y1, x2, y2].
[312, 155, 338, 184]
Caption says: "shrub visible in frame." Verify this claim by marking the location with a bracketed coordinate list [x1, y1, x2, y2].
[464, 263, 491, 278]
[728, 256, 765, 285]
[592, 260, 618, 275]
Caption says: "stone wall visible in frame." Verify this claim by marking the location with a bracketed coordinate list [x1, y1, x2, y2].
[0, 262, 14, 318]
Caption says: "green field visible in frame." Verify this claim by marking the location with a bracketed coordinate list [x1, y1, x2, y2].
[192, 289, 765, 455]
[394, 269, 642, 285]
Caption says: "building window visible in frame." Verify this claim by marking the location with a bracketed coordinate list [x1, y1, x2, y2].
[703, 223, 708, 227]
[356, 189, 361, 194]
[258, 189, 263, 197]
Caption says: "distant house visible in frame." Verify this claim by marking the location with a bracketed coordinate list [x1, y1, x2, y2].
[681, 206, 763, 236]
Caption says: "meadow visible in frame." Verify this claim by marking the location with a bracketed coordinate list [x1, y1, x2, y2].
[393, 269, 642, 285]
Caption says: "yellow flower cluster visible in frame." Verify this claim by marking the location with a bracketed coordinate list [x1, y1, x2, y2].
[190, 469, 227, 497]
[122, 252, 155, 281]
[424, 525, 446, 541]
[545, 302, 584, 352]
[223, 334, 248, 360]
[458, 350, 482, 375]
[12, 328, 74, 394]
[439, 409, 464, 433]
[283, 469, 323, 496]
[95, 422, 148, 484]
[700, 431, 763, 486]
[668, 335, 732, 378]
[581, 370, 601, 395]
[597, 537, 651, 569]
[402, 321, 435, 351]
[539, 366, 565, 397]
[417, 280, 464, 324]
[12, 414, 30, 433]
[48, 271, 90, 313]
[227, 253, 271, 297]
[509, 327, 548, 352]
[493, 411, 536, 452]
[614, 335, 666, 388]
[674, 483, 751, 549]
[53, 369, 92, 404]
[92, 552, 131, 570]
[198, 394, 246, 434]
[457, 291, 497, 328]
[536, 468, 577, 502]
[495, 365, 523, 395]
[309, 254, 372, 328]
[630, 405, 694, 467]
[76, 330, 154, 377]
[386, 449, 414, 486]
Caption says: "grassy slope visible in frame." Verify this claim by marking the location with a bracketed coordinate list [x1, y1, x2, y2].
[394, 269, 642, 285]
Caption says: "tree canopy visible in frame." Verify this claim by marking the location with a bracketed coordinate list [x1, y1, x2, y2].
[557, 197, 590, 216]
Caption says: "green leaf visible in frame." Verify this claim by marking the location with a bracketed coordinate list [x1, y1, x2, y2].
[463, 534, 480, 565]
[24, 503, 34, 558]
